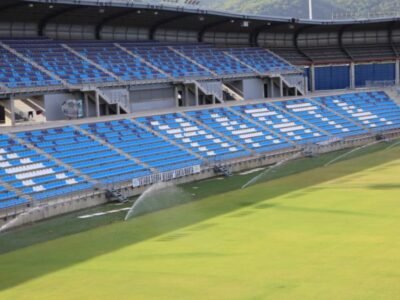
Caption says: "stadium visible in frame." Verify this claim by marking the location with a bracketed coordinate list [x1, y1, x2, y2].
[0, 0, 399, 299]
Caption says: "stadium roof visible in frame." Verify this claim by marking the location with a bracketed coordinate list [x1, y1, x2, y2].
[0, 0, 399, 43]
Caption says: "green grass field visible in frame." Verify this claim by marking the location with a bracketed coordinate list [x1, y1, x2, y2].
[0, 145, 399, 299]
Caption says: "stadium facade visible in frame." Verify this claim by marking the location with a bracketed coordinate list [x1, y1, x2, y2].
[0, 0, 399, 225]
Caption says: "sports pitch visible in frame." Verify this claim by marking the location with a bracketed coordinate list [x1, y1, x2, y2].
[0, 145, 399, 299]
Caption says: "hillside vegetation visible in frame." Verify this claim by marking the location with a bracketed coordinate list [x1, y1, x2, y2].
[205, 0, 400, 19]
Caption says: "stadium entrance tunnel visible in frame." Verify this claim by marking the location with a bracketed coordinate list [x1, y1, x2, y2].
[0, 145, 399, 291]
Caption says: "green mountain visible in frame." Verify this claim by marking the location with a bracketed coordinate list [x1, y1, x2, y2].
[204, 0, 400, 19]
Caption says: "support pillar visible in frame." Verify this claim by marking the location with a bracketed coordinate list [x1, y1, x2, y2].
[84, 93, 90, 117]
[95, 91, 100, 117]
[184, 85, 189, 107]
[310, 64, 316, 92]
[350, 62, 355, 89]
[279, 77, 283, 97]
[2, 98, 15, 126]
[194, 84, 199, 106]
[174, 85, 180, 107]
[270, 78, 275, 98]
[396, 59, 400, 86]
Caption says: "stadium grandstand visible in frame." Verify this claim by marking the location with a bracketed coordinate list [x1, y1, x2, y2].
[0, 0, 399, 223]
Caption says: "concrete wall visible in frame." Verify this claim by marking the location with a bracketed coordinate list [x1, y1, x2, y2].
[242, 78, 264, 99]
[129, 84, 175, 112]
[44, 93, 82, 121]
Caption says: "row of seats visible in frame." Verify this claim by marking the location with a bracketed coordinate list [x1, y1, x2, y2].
[1, 91, 399, 211]
[0, 39, 296, 88]
[0, 185, 28, 210]
[173, 44, 253, 76]
[226, 48, 296, 73]
[187, 108, 292, 153]
[0, 48, 60, 88]
[122, 43, 212, 78]
[275, 98, 368, 137]
[0, 134, 91, 205]
[233, 103, 327, 145]
[315, 91, 400, 132]
[17, 127, 152, 185]
[4, 39, 116, 85]
[137, 113, 250, 161]
[68, 42, 167, 82]
[80, 119, 202, 172]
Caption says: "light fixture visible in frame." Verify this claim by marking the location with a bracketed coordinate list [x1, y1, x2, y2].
[99, 8, 105, 14]
[199, 16, 205, 21]
[241, 21, 250, 27]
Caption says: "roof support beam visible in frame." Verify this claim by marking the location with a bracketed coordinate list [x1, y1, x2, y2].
[249, 23, 282, 47]
[38, 7, 82, 37]
[198, 18, 231, 43]
[338, 24, 353, 61]
[149, 14, 188, 40]
[95, 9, 137, 40]
[293, 25, 314, 63]
[388, 21, 399, 57]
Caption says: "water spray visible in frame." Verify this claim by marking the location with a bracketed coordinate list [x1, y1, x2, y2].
[241, 151, 304, 189]
[384, 139, 400, 151]
[124, 181, 190, 221]
[323, 140, 383, 167]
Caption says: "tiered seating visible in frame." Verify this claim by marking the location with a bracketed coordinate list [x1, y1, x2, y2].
[4, 39, 116, 85]
[232, 103, 328, 144]
[315, 91, 400, 131]
[173, 44, 253, 76]
[274, 98, 368, 138]
[345, 44, 396, 61]
[17, 127, 150, 184]
[0, 134, 90, 201]
[269, 47, 311, 65]
[0, 47, 60, 88]
[300, 47, 350, 63]
[80, 119, 201, 172]
[122, 43, 212, 78]
[68, 42, 167, 81]
[227, 48, 296, 73]
[0, 186, 28, 210]
[137, 113, 249, 161]
[187, 108, 291, 153]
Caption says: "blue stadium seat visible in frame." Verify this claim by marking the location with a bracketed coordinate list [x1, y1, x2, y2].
[314, 91, 400, 132]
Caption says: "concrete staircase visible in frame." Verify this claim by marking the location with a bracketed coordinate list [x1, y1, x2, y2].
[188, 80, 224, 104]
[82, 86, 130, 114]
[225, 50, 305, 96]
[222, 83, 244, 101]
